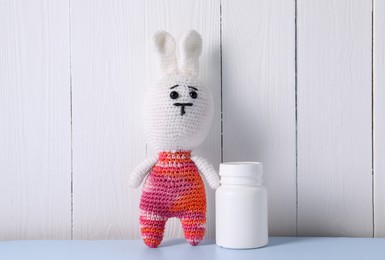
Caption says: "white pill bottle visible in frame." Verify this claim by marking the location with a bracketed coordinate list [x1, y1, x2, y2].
[216, 162, 268, 249]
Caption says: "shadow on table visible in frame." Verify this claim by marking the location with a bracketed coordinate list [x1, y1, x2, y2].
[160, 239, 187, 247]
[161, 239, 215, 248]
[267, 237, 316, 248]
[160, 237, 315, 248]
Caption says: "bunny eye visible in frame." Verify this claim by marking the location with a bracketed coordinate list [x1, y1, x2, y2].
[170, 91, 179, 99]
[189, 91, 198, 99]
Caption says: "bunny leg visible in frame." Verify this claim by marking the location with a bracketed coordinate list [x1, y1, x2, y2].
[181, 212, 206, 246]
[140, 211, 168, 248]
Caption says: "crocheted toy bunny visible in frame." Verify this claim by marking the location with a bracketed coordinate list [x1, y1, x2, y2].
[128, 30, 219, 248]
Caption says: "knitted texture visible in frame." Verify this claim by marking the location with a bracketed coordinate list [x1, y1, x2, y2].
[128, 30, 219, 248]
[143, 74, 213, 152]
[142, 30, 213, 152]
[140, 150, 206, 248]
[128, 156, 158, 188]
[191, 155, 220, 189]
[153, 31, 178, 75]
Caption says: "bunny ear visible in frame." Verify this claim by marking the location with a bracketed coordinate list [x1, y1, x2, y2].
[179, 30, 202, 76]
[153, 31, 178, 75]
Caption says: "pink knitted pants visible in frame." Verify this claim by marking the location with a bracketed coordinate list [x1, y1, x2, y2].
[139, 151, 206, 248]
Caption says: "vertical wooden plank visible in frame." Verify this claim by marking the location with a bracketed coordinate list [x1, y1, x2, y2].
[145, 0, 221, 239]
[0, 0, 71, 239]
[71, 0, 146, 239]
[72, 0, 220, 239]
[222, 0, 297, 235]
[297, 0, 372, 236]
[374, 0, 385, 237]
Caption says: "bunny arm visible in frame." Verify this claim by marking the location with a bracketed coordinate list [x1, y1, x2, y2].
[191, 155, 220, 189]
[128, 156, 158, 188]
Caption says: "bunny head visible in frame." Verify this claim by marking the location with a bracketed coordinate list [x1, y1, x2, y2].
[143, 30, 214, 152]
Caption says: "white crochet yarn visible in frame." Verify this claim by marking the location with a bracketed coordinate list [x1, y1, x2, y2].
[143, 30, 214, 152]
[191, 155, 220, 189]
[128, 156, 158, 188]
[128, 30, 219, 189]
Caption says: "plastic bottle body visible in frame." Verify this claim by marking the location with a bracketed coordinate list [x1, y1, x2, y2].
[215, 163, 268, 249]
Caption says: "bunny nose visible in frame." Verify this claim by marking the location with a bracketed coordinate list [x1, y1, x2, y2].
[173, 102, 193, 115]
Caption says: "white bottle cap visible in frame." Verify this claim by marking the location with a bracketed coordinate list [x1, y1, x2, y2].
[219, 162, 263, 185]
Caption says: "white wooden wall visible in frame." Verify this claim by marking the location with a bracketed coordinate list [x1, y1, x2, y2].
[374, 0, 385, 237]
[1, 0, 384, 240]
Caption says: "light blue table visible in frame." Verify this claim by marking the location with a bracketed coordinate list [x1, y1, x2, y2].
[1, 237, 384, 260]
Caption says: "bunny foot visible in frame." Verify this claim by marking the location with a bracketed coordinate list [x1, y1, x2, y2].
[140, 211, 167, 248]
[181, 212, 206, 246]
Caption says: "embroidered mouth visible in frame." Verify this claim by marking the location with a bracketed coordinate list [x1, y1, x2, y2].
[173, 103, 193, 116]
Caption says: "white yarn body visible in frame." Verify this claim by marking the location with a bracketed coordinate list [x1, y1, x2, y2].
[143, 74, 214, 152]
[129, 30, 219, 189]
